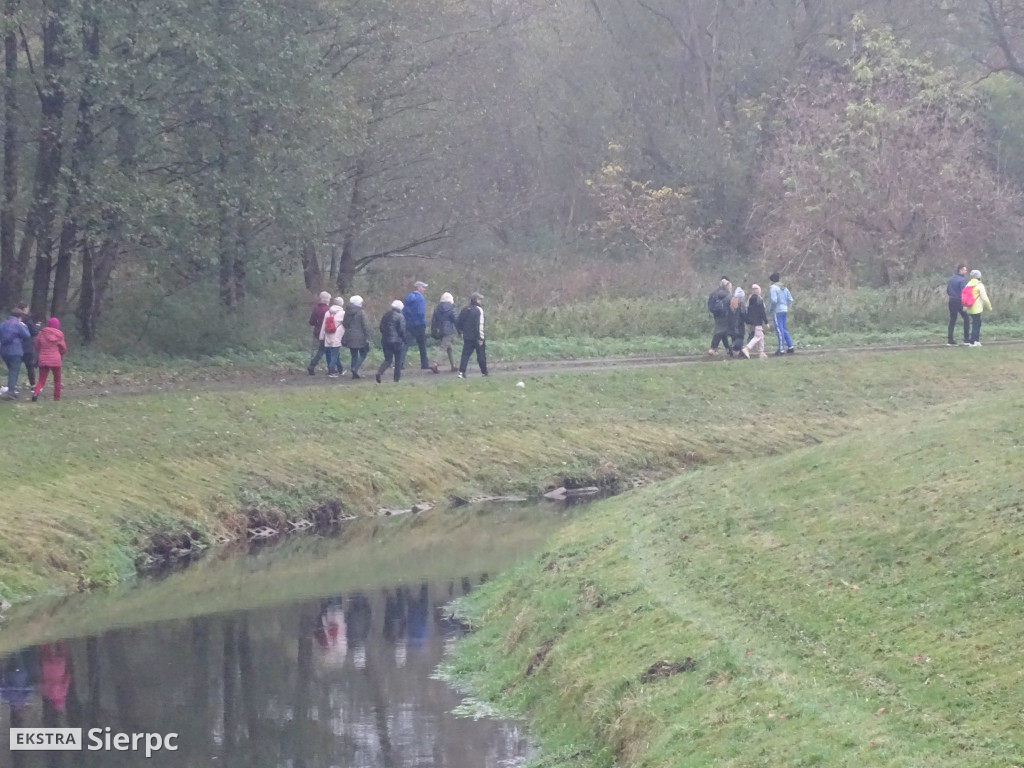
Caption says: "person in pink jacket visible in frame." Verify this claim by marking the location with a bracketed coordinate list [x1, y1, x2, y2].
[32, 317, 67, 401]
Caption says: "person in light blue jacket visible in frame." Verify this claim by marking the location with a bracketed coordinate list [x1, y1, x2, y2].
[768, 272, 795, 355]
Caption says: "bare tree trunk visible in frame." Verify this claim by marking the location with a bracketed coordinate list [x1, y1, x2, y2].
[26, 0, 70, 317]
[0, 0, 19, 309]
[336, 158, 368, 294]
[300, 239, 322, 290]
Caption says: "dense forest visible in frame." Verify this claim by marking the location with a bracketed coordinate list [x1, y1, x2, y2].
[2, 0, 1024, 344]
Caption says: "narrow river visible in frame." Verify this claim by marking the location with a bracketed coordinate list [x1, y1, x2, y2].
[0, 501, 574, 767]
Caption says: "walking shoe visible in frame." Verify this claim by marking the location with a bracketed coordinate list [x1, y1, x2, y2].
[759, 353, 768, 359]
[708, 349, 717, 356]
[327, 373, 339, 379]
[375, 373, 382, 383]
[947, 342, 957, 346]
[971, 341, 982, 347]
[740, 348, 750, 359]
[457, 372, 465, 379]
[430, 362, 439, 374]
[774, 350, 785, 356]
[786, 347, 796, 354]
[450, 365, 458, 373]
[31, 394, 38, 402]
[352, 372, 361, 379]
[962, 342, 972, 346]
[307, 366, 315, 376]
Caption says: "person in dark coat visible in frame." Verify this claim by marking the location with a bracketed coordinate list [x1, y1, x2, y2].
[725, 287, 747, 357]
[376, 300, 407, 383]
[455, 293, 488, 378]
[0, 308, 30, 399]
[429, 292, 458, 373]
[707, 277, 732, 356]
[307, 291, 331, 375]
[14, 305, 38, 389]
[342, 295, 370, 379]
[946, 264, 969, 346]
[740, 284, 769, 359]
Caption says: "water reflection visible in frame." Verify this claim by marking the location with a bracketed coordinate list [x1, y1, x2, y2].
[0, 577, 526, 768]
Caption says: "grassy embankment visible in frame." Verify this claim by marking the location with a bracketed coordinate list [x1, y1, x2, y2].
[446, 350, 1024, 767]
[1, 344, 1021, 610]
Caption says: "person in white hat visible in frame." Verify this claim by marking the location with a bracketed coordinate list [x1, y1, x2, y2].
[376, 300, 408, 383]
[307, 290, 331, 375]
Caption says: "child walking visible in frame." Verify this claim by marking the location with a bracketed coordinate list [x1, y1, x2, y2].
[32, 317, 67, 401]
[740, 284, 769, 359]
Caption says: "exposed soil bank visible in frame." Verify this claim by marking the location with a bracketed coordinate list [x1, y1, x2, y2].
[2, 347, 1022, 605]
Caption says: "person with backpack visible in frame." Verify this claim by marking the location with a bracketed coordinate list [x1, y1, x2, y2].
[455, 293, 488, 378]
[31, 317, 67, 402]
[403, 280, 430, 370]
[946, 264, 969, 346]
[319, 296, 345, 378]
[376, 300, 407, 383]
[740, 284, 769, 359]
[726, 287, 747, 357]
[768, 272, 796, 355]
[0, 308, 30, 400]
[707, 277, 732, 356]
[307, 291, 331, 375]
[962, 269, 993, 346]
[429, 292, 458, 374]
[342, 295, 370, 379]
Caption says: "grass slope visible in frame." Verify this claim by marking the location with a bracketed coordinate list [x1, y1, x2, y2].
[1, 346, 1021, 613]
[447, 366, 1024, 766]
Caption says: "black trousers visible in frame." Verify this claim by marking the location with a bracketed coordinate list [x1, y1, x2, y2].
[459, 339, 487, 375]
[406, 327, 428, 369]
[948, 299, 968, 344]
[967, 313, 983, 344]
[377, 342, 407, 381]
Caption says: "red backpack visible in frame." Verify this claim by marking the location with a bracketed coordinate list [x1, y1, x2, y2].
[960, 283, 977, 309]
[324, 313, 338, 334]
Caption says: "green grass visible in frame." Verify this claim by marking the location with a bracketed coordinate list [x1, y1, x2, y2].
[445, 356, 1024, 767]
[2, 345, 1022, 608]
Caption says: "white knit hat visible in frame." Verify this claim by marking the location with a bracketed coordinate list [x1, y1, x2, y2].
[391, 299, 404, 310]
[349, 295, 363, 307]
[318, 291, 331, 303]
[734, 287, 745, 299]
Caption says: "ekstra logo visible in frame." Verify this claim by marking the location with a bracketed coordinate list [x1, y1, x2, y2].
[9, 728, 179, 757]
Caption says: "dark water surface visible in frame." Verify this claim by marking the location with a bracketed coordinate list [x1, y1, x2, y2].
[0, 504, 569, 767]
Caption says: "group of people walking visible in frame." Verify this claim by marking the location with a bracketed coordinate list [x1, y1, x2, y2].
[707, 272, 796, 358]
[0, 304, 67, 402]
[946, 265, 993, 346]
[306, 281, 488, 384]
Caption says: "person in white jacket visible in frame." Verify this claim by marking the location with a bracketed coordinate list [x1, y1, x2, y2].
[319, 297, 346, 377]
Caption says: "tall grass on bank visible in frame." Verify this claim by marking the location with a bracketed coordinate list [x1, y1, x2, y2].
[447, 377, 1024, 768]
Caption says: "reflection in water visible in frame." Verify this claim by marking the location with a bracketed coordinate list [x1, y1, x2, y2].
[0, 576, 527, 768]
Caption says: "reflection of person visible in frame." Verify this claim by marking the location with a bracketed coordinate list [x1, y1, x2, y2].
[0, 649, 37, 711]
[406, 584, 430, 647]
[39, 642, 70, 712]
[314, 599, 348, 665]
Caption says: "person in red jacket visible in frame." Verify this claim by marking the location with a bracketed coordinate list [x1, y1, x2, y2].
[32, 317, 67, 402]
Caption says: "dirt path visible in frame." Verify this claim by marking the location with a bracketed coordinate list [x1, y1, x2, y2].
[16, 338, 1024, 401]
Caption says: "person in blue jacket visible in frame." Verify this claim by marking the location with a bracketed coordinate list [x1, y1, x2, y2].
[0, 308, 31, 399]
[946, 264, 969, 346]
[403, 280, 430, 370]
